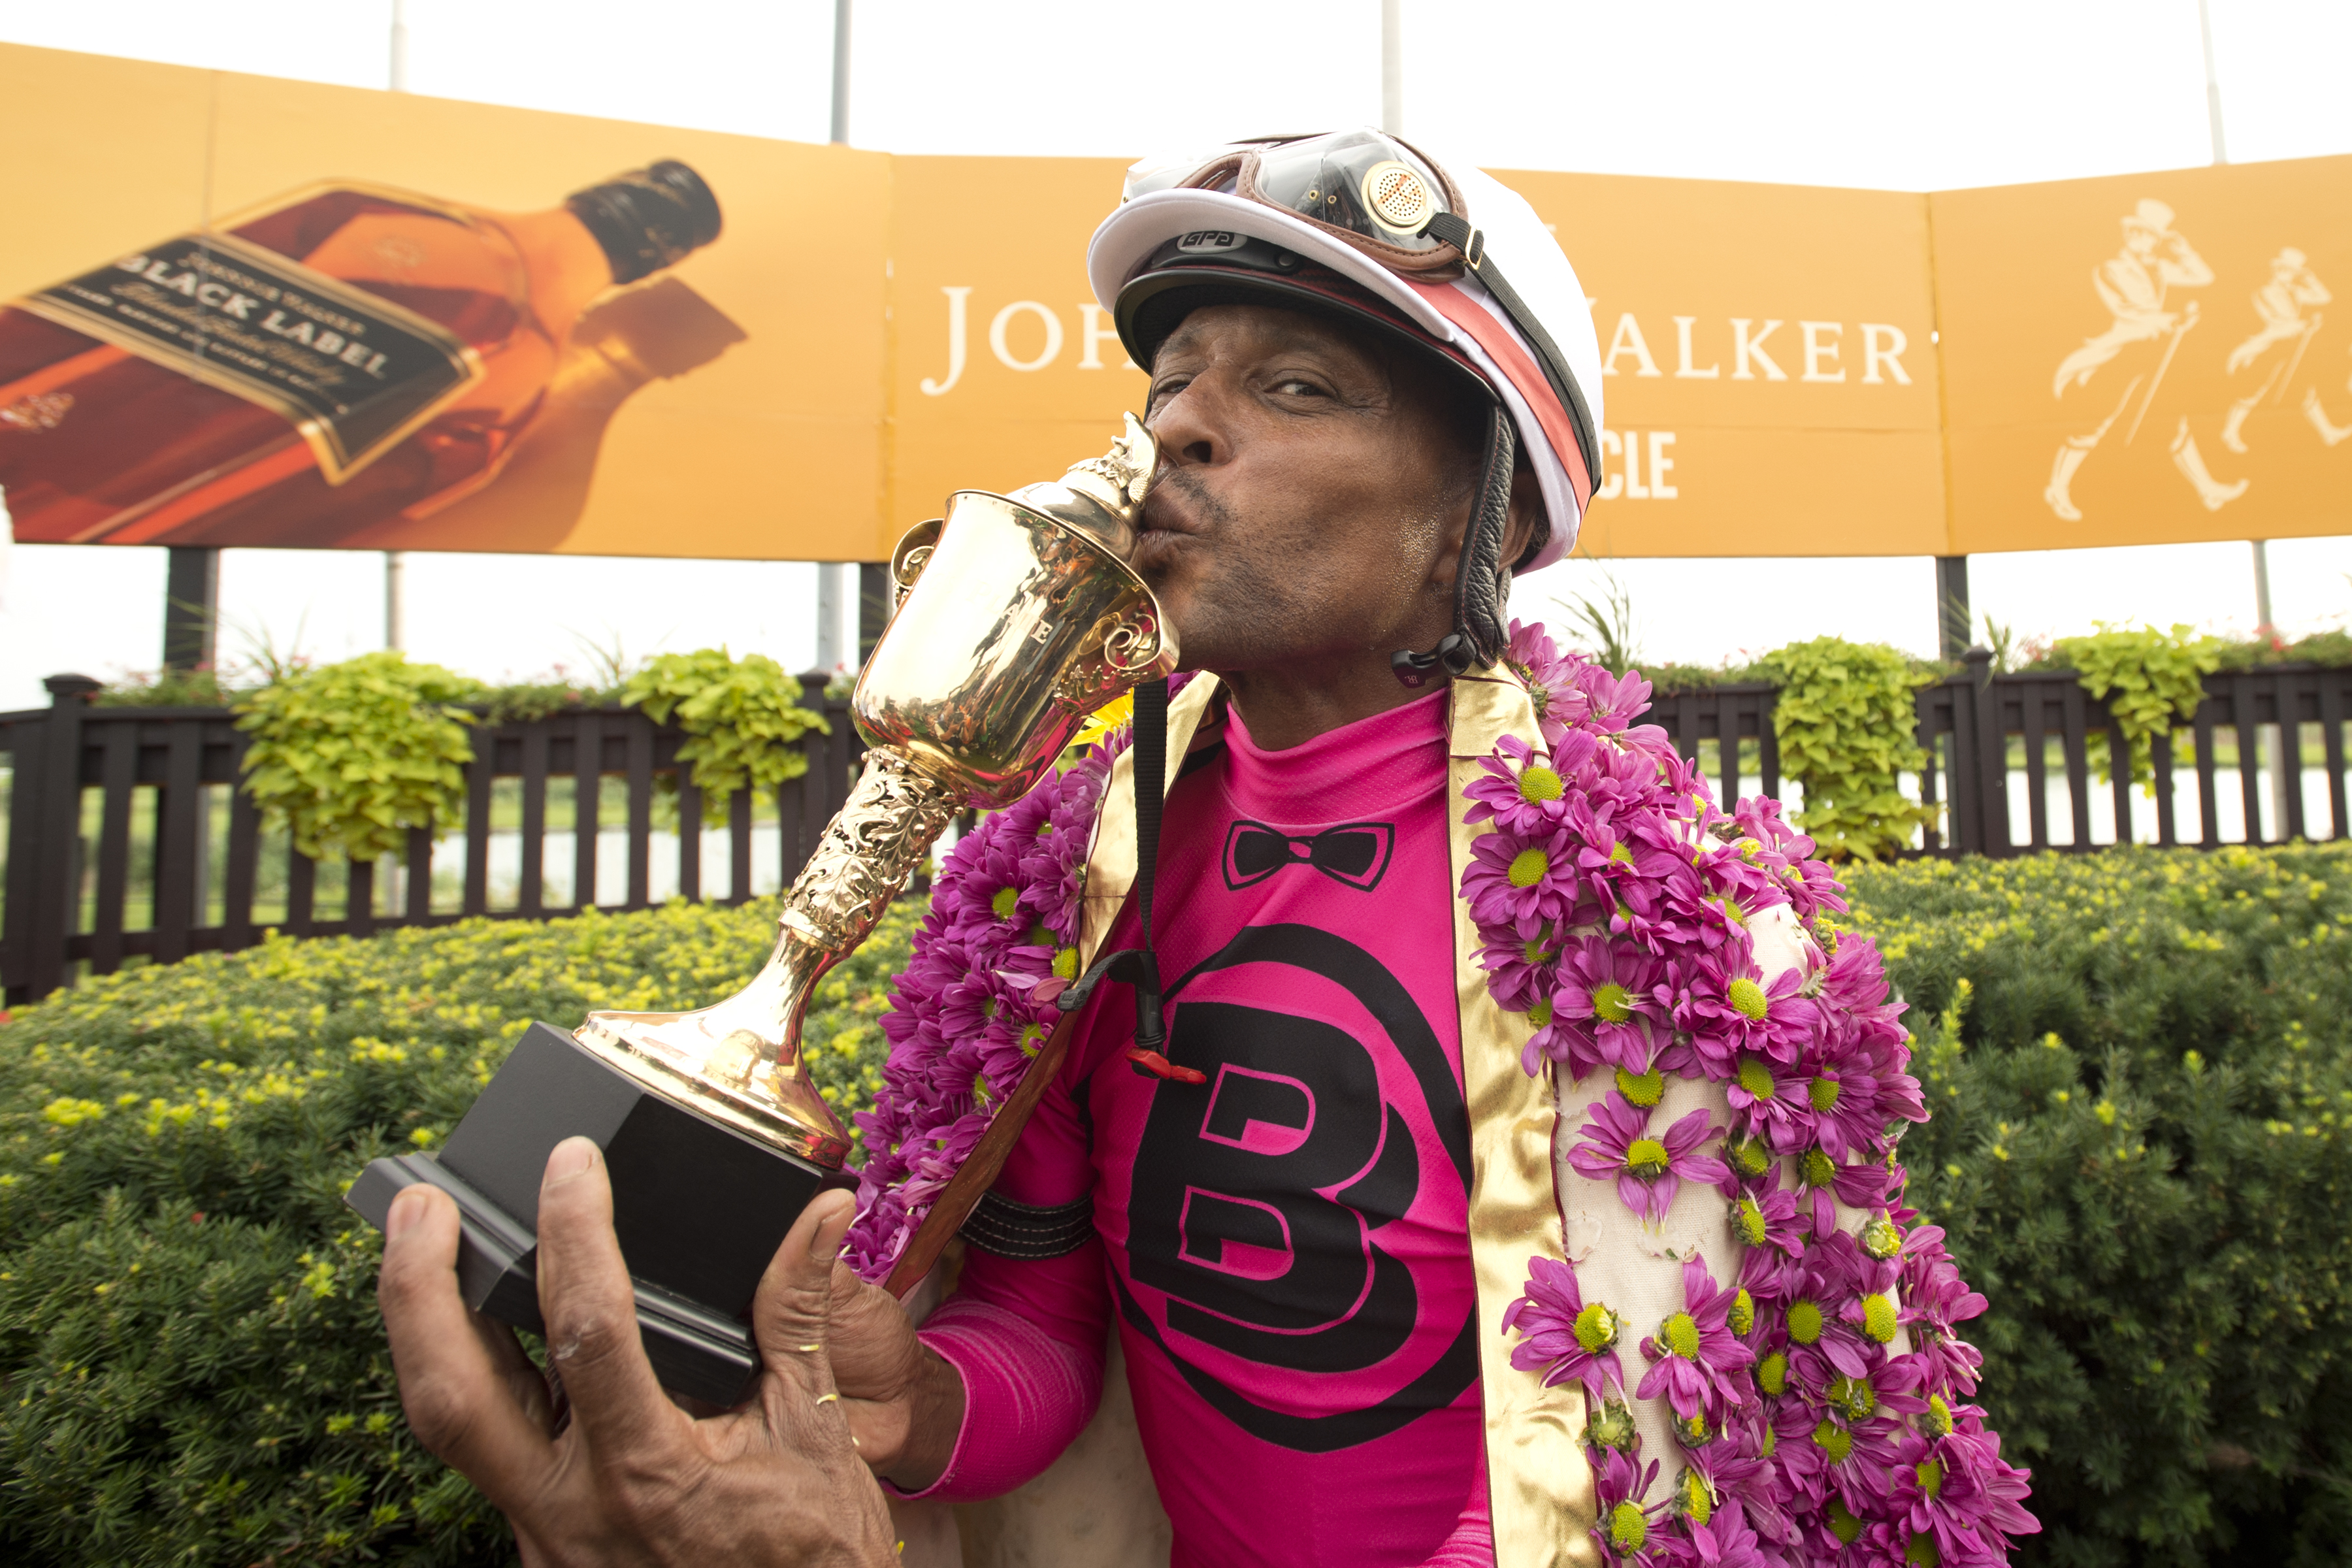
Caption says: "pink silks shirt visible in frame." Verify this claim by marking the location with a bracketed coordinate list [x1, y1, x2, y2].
[905, 689, 1494, 1567]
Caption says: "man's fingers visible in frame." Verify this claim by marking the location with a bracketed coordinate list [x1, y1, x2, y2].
[531, 1137, 679, 1462]
[376, 1183, 555, 1508]
[750, 1190, 857, 1407]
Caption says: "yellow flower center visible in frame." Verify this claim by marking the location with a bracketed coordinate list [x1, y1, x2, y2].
[1592, 982, 1635, 1023]
[1735, 1196, 1769, 1246]
[1800, 1147, 1838, 1188]
[1518, 766, 1565, 803]
[1573, 1301, 1622, 1354]
[1675, 1469, 1712, 1526]
[1917, 1458, 1945, 1501]
[1907, 1531, 1942, 1568]
[1053, 947, 1079, 980]
[1527, 999, 1554, 1029]
[1757, 1350, 1789, 1396]
[1787, 1299, 1824, 1345]
[1828, 1375, 1878, 1420]
[1813, 1420, 1854, 1463]
[1736, 1057, 1776, 1100]
[1727, 977, 1769, 1021]
[1923, 1393, 1954, 1437]
[1729, 1135, 1772, 1177]
[1827, 1500, 1863, 1545]
[1862, 1215, 1903, 1259]
[1615, 1066, 1664, 1106]
[1660, 1311, 1702, 1360]
[1607, 1500, 1647, 1554]
[1507, 849, 1550, 889]
[1729, 1287, 1754, 1337]
[1584, 1399, 1637, 1452]
[1625, 1137, 1671, 1178]
[1809, 1075, 1842, 1112]
[991, 887, 1020, 920]
[1863, 1292, 1899, 1343]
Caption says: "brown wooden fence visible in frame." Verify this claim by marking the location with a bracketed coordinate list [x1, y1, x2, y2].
[1, 677, 866, 1007]
[8, 654, 2352, 1004]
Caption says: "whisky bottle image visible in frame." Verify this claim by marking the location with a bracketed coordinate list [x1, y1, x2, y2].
[0, 161, 721, 549]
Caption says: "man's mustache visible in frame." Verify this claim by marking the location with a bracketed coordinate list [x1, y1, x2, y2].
[1142, 465, 1235, 536]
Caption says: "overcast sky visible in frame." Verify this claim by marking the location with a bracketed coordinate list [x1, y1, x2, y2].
[5, 0, 2351, 706]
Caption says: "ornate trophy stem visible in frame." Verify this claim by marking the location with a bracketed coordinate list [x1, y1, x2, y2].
[574, 747, 960, 1166]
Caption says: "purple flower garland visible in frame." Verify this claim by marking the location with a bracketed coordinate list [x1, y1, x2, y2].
[1482, 621, 2034, 1567]
[841, 735, 1123, 1281]
[842, 625, 2035, 1565]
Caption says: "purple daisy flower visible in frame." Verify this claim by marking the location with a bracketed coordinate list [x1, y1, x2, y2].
[1462, 823, 1582, 934]
[1504, 617, 1580, 748]
[1548, 937, 1665, 1079]
[1567, 1097, 1730, 1227]
[1637, 1256, 1758, 1422]
[1478, 921, 1561, 1015]
[1729, 1181, 1807, 1257]
[1502, 1254, 1629, 1403]
[1465, 732, 1575, 838]
[1722, 1048, 1812, 1155]
[1592, 1448, 1665, 1564]
[1684, 963, 1818, 1075]
[1901, 1411, 2040, 1560]
[1656, 1497, 1768, 1568]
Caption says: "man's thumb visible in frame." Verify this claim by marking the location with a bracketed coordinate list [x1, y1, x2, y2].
[751, 1189, 857, 1397]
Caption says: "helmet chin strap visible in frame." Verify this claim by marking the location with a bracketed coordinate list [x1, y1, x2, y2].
[1392, 404, 1518, 688]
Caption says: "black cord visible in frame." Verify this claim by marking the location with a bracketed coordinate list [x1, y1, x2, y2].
[1128, 677, 1169, 1051]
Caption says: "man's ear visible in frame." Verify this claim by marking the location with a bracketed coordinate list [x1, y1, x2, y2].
[1500, 462, 1544, 572]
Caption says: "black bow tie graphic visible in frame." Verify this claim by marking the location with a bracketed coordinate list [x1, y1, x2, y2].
[1220, 819, 1396, 892]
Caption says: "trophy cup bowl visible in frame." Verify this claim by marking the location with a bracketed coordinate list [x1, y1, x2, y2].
[348, 415, 1175, 1404]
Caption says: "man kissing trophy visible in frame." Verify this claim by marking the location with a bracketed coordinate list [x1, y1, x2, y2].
[349, 415, 1174, 1405]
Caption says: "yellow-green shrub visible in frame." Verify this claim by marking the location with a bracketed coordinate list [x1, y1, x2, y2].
[0, 897, 908, 1565]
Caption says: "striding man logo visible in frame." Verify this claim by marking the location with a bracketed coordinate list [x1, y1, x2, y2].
[2221, 248, 2348, 452]
[2044, 198, 2249, 519]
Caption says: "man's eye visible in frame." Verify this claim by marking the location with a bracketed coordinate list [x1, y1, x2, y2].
[1149, 376, 1192, 406]
[1271, 378, 1327, 397]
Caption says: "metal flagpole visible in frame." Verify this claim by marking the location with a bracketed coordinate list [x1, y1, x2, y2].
[1380, 0, 1403, 135]
[2204, 0, 2287, 837]
[385, 0, 410, 653]
[816, 0, 856, 676]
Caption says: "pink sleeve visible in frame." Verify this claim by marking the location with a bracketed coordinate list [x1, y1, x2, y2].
[889, 1043, 1113, 1503]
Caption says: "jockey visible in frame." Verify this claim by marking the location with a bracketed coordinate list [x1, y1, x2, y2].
[378, 130, 2033, 1568]
[830, 131, 2031, 1568]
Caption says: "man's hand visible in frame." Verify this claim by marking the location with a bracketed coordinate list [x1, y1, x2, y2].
[823, 1258, 967, 1491]
[378, 1137, 898, 1567]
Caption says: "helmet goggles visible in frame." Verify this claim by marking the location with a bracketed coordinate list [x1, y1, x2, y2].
[1122, 129, 1598, 489]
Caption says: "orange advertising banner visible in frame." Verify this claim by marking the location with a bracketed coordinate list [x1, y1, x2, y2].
[1, 41, 2345, 564]
[1932, 155, 2352, 553]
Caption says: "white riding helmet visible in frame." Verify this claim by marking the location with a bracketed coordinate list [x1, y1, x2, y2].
[1086, 129, 1605, 600]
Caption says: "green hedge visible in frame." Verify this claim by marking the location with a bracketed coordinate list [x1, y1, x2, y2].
[0, 900, 909, 1566]
[5, 850, 2351, 1564]
[1844, 846, 2352, 1567]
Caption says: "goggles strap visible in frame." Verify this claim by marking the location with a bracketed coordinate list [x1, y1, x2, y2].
[1424, 213, 1602, 489]
[1454, 404, 1516, 666]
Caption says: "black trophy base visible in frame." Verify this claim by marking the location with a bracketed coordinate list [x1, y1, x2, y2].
[349, 1021, 835, 1407]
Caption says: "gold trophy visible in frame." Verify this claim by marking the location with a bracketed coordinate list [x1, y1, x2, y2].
[349, 417, 1174, 1403]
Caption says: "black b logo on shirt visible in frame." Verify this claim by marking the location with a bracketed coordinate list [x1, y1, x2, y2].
[1109, 924, 1477, 1452]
